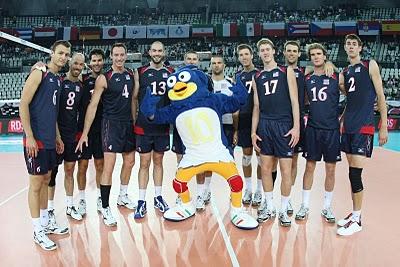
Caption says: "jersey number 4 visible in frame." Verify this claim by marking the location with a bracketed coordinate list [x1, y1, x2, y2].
[122, 84, 129, 98]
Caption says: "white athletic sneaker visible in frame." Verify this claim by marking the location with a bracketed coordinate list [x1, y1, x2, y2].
[77, 199, 86, 217]
[279, 211, 291, 227]
[195, 195, 205, 211]
[230, 207, 259, 230]
[34, 230, 57, 251]
[117, 194, 136, 210]
[202, 189, 211, 204]
[337, 219, 362, 236]
[252, 191, 263, 207]
[66, 206, 83, 221]
[97, 197, 102, 213]
[287, 199, 294, 215]
[164, 202, 196, 222]
[101, 207, 117, 226]
[321, 207, 336, 223]
[295, 204, 309, 221]
[45, 210, 69, 235]
[257, 200, 276, 222]
[337, 213, 353, 227]
[242, 189, 252, 205]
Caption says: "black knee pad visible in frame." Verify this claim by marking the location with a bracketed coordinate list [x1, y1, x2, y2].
[349, 167, 363, 193]
[49, 165, 59, 187]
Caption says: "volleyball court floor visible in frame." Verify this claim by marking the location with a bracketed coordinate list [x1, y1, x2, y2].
[0, 133, 399, 267]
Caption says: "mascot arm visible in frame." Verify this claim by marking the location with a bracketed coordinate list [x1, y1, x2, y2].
[140, 87, 175, 124]
[216, 75, 248, 114]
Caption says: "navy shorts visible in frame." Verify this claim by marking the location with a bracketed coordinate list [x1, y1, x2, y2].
[223, 124, 235, 156]
[136, 134, 170, 153]
[341, 133, 374, 158]
[172, 128, 184, 155]
[257, 119, 294, 158]
[294, 117, 306, 153]
[237, 127, 252, 149]
[80, 132, 104, 160]
[303, 126, 341, 162]
[56, 142, 80, 164]
[102, 119, 135, 153]
[24, 148, 57, 175]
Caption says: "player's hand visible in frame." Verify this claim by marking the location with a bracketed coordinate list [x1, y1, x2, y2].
[75, 134, 88, 153]
[30, 61, 46, 73]
[378, 127, 388, 146]
[140, 87, 161, 118]
[233, 130, 238, 146]
[25, 136, 38, 158]
[324, 61, 335, 77]
[56, 136, 64, 154]
[285, 127, 300, 148]
[251, 133, 262, 153]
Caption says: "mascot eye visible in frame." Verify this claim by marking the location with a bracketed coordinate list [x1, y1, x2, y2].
[178, 71, 191, 83]
[167, 76, 177, 88]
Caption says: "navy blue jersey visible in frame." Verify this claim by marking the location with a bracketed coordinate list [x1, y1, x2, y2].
[236, 68, 258, 129]
[24, 70, 61, 149]
[305, 72, 340, 129]
[294, 67, 306, 114]
[78, 74, 103, 135]
[102, 68, 134, 122]
[135, 64, 174, 136]
[58, 77, 83, 143]
[255, 65, 292, 122]
[342, 60, 376, 134]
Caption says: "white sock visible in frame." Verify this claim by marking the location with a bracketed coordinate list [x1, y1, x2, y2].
[66, 196, 73, 207]
[323, 191, 333, 209]
[40, 209, 49, 227]
[197, 183, 205, 197]
[352, 210, 361, 222]
[245, 177, 252, 191]
[97, 188, 101, 197]
[256, 179, 263, 192]
[32, 218, 42, 233]
[302, 189, 311, 208]
[139, 189, 146, 201]
[48, 200, 54, 211]
[79, 190, 85, 200]
[281, 195, 289, 212]
[120, 184, 128, 196]
[155, 186, 162, 197]
[264, 191, 273, 206]
[205, 176, 212, 189]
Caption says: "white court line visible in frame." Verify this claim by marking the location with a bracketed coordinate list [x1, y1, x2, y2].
[210, 196, 240, 267]
[0, 186, 28, 207]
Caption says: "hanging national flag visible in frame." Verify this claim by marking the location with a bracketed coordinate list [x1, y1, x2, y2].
[358, 21, 380, 36]
[192, 25, 214, 37]
[79, 26, 101, 40]
[102, 26, 124, 39]
[262, 22, 285, 37]
[146, 25, 168, 39]
[34, 27, 56, 42]
[334, 21, 357, 36]
[310, 22, 333, 36]
[0, 28, 18, 43]
[125, 26, 147, 39]
[16, 28, 32, 40]
[382, 20, 400, 35]
[288, 23, 309, 36]
[168, 25, 190, 38]
[216, 23, 238, 37]
[239, 23, 261, 37]
[57, 26, 79, 41]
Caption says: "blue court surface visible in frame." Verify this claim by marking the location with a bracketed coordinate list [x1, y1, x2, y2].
[1, 131, 399, 152]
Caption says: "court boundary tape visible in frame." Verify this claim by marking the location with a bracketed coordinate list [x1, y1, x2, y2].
[0, 186, 28, 207]
[210, 196, 240, 267]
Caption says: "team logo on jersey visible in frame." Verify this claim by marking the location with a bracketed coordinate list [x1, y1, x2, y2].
[89, 81, 94, 85]
[323, 79, 330, 85]
[310, 79, 315, 84]
[261, 75, 266, 79]
[49, 78, 54, 83]
[108, 145, 113, 151]
[64, 84, 70, 89]
[163, 73, 168, 78]
[273, 72, 279, 77]
[355, 67, 361, 73]
[287, 151, 293, 156]
[357, 148, 365, 153]
[295, 72, 299, 78]
[148, 73, 154, 77]
[125, 75, 131, 80]
[75, 86, 80, 92]
[115, 77, 121, 82]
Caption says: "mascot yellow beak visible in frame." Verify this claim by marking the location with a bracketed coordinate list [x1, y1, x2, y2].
[168, 81, 197, 101]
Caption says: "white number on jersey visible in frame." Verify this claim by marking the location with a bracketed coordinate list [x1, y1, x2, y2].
[151, 81, 167, 95]
[122, 84, 129, 98]
[348, 77, 356, 92]
[66, 91, 76, 107]
[263, 79, 278, 95]
[52, 90, 57, 106]
[245, 80, 252, 93]
[310, 86, 328, 102]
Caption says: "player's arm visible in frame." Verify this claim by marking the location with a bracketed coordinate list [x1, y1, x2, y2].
[369, 60, 388, 146]
[251, 78, 261, 152]
[55, 123, 64, 154]
[132, 69, 140, 123]
[286, 67, 300, 147]
[76, 74, 106, 152]
[19, 69, 43, 158]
